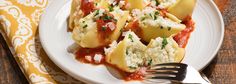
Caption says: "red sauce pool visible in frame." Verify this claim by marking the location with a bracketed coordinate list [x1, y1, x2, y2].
[75, 47, 105, 64]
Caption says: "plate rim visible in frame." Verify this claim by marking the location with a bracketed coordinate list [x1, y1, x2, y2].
[198, 0, 224, 71]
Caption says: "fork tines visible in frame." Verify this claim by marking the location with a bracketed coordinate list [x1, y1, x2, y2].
[145, 63, 188, 81]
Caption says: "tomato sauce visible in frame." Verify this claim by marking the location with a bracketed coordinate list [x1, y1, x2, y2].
[96, 13, 117, 44]
[75, 47, 105, 64]
[76, 47, 145, 81]
[174, 17, 195, 48]
[124, 67, 146, 81]
[80, 0, 95, 16]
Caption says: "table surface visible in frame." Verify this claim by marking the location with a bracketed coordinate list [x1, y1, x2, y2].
[0, 0, 236, 83]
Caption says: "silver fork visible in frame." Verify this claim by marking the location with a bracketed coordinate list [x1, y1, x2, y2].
[143, 63, 211, 84]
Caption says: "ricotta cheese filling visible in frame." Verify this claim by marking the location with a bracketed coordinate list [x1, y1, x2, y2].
[132, 7, 183, 30]
[124, 31, 145, 69]
[148, 0, 177, 8]
[145, 37, 178, 65]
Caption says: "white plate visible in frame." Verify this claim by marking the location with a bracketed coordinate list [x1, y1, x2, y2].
[39, 0, 224, 83]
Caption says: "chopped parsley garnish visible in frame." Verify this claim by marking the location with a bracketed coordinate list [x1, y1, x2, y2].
[120, 28, 123, 33]
[95, 10, 99, 16]
[148, 59, 153, 66]
[82, 21, 85, 23]
[168, 27, 171, 31]
[129, 66, 137, 69]
[108, 6, 114, 12]
[128, 34, 134, 42]
[126, 49, 128, 55]
[149, 13, 157, 20]
[149, 13, 153, 18]
[155, 0, 160, 6]
[161, 38, 168, 49]
[83, 24, 88, 28]
[141, 17, 146, 21]
[114, 19, 118, 22]
[155, 11, 160, 15]
[103, 15, 112, 20]
[102, 26, 107, 31]
[154, 15, 157, 20]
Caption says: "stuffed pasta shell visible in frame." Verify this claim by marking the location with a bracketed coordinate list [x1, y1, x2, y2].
[69, 0, 127, 29]
[145, 37, 185, 65]
[105, 31, 147, 72]
[126, 7, 186, 42]
[72, 8, 129, 48]
[168, 0, 197, 20]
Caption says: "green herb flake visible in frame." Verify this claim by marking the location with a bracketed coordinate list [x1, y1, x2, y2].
[83, 24, 88, 28]
[168, 27, 171, 31]
[95, 10, 99, 16]
[120, 28, 123, 33]
[103, 15, 112, 20]
[102, 26, 107, 31]
[129, 66, 137, 69]
[114, 19, 118, 22]
[126, 49, 128, 55]
[141, 17, 146, 21]
[108, 6, 114, 12]
[161, 38, 168, 49]
[155, 11, 159, 15]
[154, 15, 157, 20]
[155, 0, 160, 6]
[149, 13, 153, 18]
[128, 34, 134, 42]
[148, 59, 153, 66]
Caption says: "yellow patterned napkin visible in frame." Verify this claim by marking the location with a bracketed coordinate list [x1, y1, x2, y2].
[0, 0, 83, 83]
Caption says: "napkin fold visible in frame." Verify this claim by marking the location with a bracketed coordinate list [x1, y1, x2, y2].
[0, 0, 83, 83]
